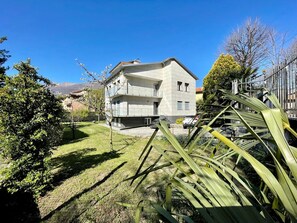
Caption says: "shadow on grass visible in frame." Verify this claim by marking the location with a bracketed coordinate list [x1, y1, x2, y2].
[42, 161, 127, 221]
[51, 148, 122, 186]
[113, 136, 140, 151]
[61, 125, 89, 145]
[0, 188, 40, 223]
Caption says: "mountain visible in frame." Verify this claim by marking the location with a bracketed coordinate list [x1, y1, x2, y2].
[49, 82, 102, 95]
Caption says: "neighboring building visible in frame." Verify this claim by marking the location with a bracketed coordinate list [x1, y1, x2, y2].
[196, 87, 203, 102]
[62, 90, 88, 112]
[105, 58, 198, 128]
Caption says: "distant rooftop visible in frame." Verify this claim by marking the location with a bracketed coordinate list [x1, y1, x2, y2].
[196, 87, 203, 93]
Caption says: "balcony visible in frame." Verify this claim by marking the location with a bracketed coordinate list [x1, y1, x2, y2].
[112, 108, 159, 117]
[108, 85, 162, 98]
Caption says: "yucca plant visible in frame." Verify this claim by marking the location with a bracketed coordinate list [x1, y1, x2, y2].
[124, 91, 297, 223]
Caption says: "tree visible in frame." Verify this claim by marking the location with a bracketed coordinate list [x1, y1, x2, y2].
[266, 29, 287, 66]
[0, 37, 10, 87]
[224, 18, 269, 69]
[85, 88, 105, 122]
[203, 54, 241, 104]
[71, 109, 89, 122]
[285, 38, 297, 61]
[0, 60, 64, 196]
[77, 60, 117, 150]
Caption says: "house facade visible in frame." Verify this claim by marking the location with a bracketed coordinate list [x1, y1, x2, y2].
[105, 58, 198, 128]
[196, 87, 203, 102]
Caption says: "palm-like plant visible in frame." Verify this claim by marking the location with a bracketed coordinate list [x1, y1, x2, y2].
[125, 91, 297, 223]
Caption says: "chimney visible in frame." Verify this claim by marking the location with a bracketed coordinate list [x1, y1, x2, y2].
[133, 59, 141, 64]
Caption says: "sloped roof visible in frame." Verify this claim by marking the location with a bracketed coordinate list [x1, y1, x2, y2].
[108, 58, 198, 81]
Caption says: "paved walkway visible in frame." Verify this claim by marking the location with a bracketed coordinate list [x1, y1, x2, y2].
[110, 124, 191, 137]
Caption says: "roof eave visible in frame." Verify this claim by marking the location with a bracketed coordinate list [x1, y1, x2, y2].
[163, 58, 198, 80]
[107, 57, 198, 83]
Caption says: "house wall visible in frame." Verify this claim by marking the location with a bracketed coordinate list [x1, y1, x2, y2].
[117, 96, 161, 117]
[111, 96, 161, 117]
[161, 60, 196, 122]
[127, 97, 153, 116]
[126, 76, 162, 97]
[105, 74, 127, 98]
[106, 59, 197, 127]
[196, 93, 203, 101]
[159, 61, 172, 116]
[124, 64, 163, 80]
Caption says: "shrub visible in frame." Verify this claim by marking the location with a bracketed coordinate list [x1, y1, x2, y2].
[175, 118, 183, 124]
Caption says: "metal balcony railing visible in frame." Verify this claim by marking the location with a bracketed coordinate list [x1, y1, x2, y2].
[108, 85, 162, 98]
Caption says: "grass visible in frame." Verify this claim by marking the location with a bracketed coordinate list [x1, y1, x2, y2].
[38, 122, 166, 222]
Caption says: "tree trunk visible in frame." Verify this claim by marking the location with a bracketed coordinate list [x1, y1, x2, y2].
[71, 122, 75, 140]
[109, 121, 113, 150]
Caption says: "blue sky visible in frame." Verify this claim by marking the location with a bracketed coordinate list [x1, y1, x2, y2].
[1, 0, 297, 87]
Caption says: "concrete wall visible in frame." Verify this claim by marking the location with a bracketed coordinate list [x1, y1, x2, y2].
[159, 61, 172, 115]
[161, 60, 196, 118]
[124, 64, 163, 81]
[111, 96, 161, 117]
[127, 97, 153, 116]
[196, 93, 203, 101]
[106, 74, 127, 98]
[126, 76, 162, 97]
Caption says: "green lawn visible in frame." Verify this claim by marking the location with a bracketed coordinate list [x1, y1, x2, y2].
[38, 122, 164, 222]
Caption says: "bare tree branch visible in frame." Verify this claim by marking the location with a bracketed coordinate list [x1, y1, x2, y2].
[76, 60, 127, 151]
[285, 38, 297, 61]
[224, 18, 269, 69]
[76, 60, 115, 150]
[266, 29, 287, 66]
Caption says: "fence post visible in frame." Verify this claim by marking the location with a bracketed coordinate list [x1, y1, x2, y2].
[232, 79, 238, 95]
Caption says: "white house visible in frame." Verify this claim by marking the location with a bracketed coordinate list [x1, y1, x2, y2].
[105, 58, 198, 128]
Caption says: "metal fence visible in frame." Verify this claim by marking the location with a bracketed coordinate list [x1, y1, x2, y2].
[264, 57, 297, 119]
[231, 57, 297, 119]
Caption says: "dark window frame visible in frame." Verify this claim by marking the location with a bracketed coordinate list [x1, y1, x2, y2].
[185, 83, 189, 92]
[177, 81, 182, 91]
[177, 101, 183, 110]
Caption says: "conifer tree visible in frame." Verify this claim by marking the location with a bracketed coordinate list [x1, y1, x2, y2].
[203, 54, 241, 104]
[0, 60, 64, 196]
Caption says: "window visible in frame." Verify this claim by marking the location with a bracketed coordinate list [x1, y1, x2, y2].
[153, 84, 159, 96]
[177, 81, 182, 91]
[144, 118, 151, 125]
[185, 83, 189, 92]
[185, 101, 190, 110]
[177, 101, 183, 110]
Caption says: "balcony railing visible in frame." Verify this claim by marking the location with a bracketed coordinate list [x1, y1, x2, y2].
[108, 85, 162, 98]
[112, 108, 158, 117]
